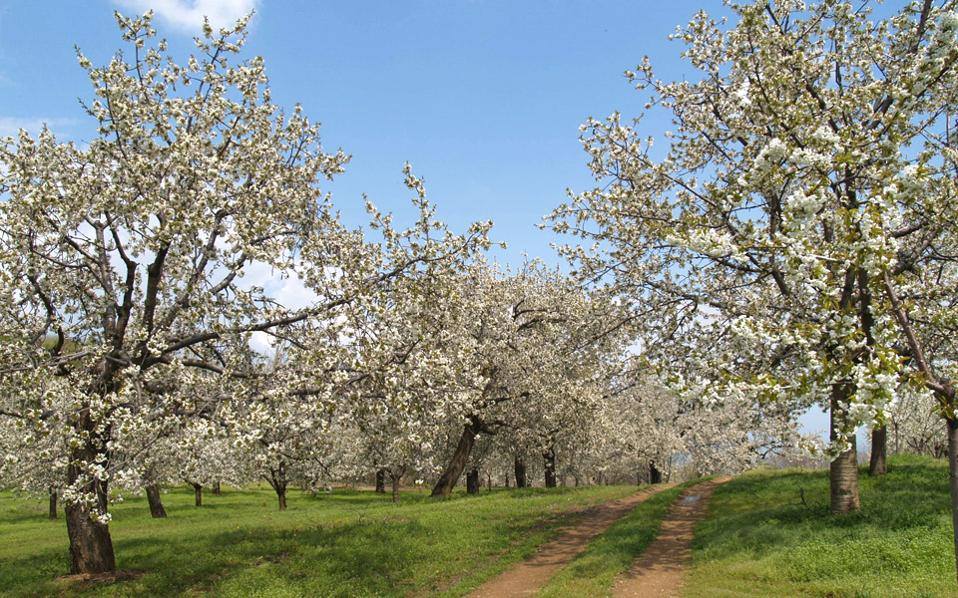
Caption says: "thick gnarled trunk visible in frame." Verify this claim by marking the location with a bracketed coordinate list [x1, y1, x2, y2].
[869, 425, 887, 476]
[514, 455, 527, 488]
[146, 484, 167, 518]
[466, 468, 480, 494]
[65, 459, 115, 574]
[431, 419, 480, 497]
[649, 461, 662, 484]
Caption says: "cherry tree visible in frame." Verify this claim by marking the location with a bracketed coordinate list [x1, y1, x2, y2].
[549, 0, 958, 517]
[0, 12, 490, 574]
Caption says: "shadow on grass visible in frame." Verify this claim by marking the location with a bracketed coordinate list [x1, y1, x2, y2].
[692, 454, 951, 563]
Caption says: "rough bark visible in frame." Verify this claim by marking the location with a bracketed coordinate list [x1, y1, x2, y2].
[514, 455, 527, 488]
[947, 418, 958, 584]
[391, 473, 401, 503]
[192, 483, 203, 507]
[830, 384, 861, 514]
[543, 448, 557, 488]
[869, 425, 887, 476]
[431, 418, 480, 497]
[466, 468, 480, 494]
[64, 420, 116, 574]
[48, 487, 57, 520]
[270, 461, 288, 511]
[375, 469, 386, 494]
[649, 461, 662, 484]
[146, 484, 167, 518]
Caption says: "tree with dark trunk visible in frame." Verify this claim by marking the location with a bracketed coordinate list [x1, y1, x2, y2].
[48, 487, 57, 520]
[649, 461, 662, 485]
[431, 417, 482, 498]
[466, 468, 480, 494]
[268, 461, 288, 511]
[869, 425, 887, 476]
[542, 448, 557, 488]
[192, 483, 203, 507]
[514, 455, 527, 488]
[212, 481, 222, 495]
[64, 461, 115, 574]
[375, 469, 386, 494]
[145, 484, 167, 518]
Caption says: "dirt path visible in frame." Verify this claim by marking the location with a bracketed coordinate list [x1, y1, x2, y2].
[468, 484, 676, 598]
[611, 477, 730, 598]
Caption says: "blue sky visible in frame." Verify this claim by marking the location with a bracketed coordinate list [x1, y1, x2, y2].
[0, 0, 723, 260]
[0, 0, 841, 439]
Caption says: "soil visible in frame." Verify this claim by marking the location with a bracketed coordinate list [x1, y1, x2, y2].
[469, 484, 676, 597]
[611, 477, 730, 598]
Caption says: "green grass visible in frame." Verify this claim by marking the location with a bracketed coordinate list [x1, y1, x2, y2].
[684, 454, 956, 597]
[0, 484, 635, 597]
[538, 481, 695, 597]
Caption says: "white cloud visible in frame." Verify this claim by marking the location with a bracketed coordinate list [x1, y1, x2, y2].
[114, 0, 258, 31]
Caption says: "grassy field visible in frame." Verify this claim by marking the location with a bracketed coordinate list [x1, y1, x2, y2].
[0, 483, 636, 597]
[685, 454, 956, 597]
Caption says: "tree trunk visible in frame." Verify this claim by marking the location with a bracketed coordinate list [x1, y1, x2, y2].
[271, 461, 288, 511]
[947, 418, 958, 584]
[649, 461, 662, 484]
[391, 474, 401, 503]
[543, 448, 557, 488]
[431, 418, 480, 497]
[830, 385, 861, 514]
[466, 468, 480, 494]
[486, 472, 492, 491]
[869, 425, 887, 476]
[505, 472, 511, 488]
[146, 484, 167, 518]
[514, 455, 527, 488]
[192, 483, 203, 507]
[212, 481, 222, 495]
[375, 469, 386, 494]
[64, 437, 116, 574]
[48, 487, 57, 520]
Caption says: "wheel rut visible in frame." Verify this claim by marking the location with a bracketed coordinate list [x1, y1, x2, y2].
[468, 484, 675, 598]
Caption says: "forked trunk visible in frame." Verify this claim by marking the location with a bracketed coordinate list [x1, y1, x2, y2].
[543, 448, 557, 488]
[375, 469, 386, 493]
[48, 487, 57, 520]
[830, 384, 860, 514]
[649, 461, 662, 484]
[271, 461, 288, 511]
[514, 455, 527, 488]
[869, 425, 887, 476]
[466, 468, 480, 494]
[146, 484, 167, 518]
[947, 418, 958, 584]
[431, 418, 480, 498]
[192, 483, 203, 507]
